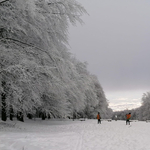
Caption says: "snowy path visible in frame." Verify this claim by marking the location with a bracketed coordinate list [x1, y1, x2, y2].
[0, 119, 150, 150]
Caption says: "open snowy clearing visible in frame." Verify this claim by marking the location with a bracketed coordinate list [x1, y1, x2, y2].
[0, 119, 150, 150]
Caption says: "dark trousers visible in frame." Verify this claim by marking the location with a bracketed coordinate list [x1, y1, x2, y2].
[98, 119, 101, 124]
[126, 119, 130, 125]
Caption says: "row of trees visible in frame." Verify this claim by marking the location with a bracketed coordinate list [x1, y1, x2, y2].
[112, 92, 150, 121]
[0, 0, 112, 122]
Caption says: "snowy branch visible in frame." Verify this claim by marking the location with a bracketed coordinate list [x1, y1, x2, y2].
[48, 2, 64, 6]
[0, 37, 55, 62]
[0, 0, 9, 5]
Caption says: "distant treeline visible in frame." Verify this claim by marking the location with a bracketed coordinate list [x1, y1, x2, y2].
[112, 92, 150, 121]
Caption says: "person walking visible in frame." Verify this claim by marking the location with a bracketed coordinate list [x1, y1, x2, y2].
[97, 112, 101, 124]
[126, 113, 131, 125]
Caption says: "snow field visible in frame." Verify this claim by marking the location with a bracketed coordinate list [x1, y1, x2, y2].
[0, 119, 150, 150]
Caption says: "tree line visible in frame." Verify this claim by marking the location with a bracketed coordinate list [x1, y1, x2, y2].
[0, 0, 112, 122]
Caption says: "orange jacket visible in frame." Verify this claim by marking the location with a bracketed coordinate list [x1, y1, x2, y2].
[126, 114, 131, 120]
[97, 114, 100, 119]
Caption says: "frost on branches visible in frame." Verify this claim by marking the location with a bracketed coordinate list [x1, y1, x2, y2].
[0, 0, 112, 121]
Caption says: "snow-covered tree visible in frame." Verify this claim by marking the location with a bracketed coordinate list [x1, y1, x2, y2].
[0, 0, 112, 121]
[89, 75, 112, 119]
[0, 0, 87, 120]
[138, 92, 150, 121]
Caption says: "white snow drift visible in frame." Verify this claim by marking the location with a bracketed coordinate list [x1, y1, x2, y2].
[0, 119, 150, 150]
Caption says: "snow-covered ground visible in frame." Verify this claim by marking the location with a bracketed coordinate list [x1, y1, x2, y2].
[0, 119, 150, 150]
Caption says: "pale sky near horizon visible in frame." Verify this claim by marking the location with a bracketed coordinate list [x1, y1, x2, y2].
[69, 0, 150, 111]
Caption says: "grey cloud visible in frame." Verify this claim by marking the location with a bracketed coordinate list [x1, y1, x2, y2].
[69, 0, 150, 110]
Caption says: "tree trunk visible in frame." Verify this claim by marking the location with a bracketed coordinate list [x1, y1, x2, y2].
[42, 112, 46, 120]
[17, 111, 24, 122]
[1, 92, 7, 121]
[10, 106, 14, 121]
[27, 113, 33, 119]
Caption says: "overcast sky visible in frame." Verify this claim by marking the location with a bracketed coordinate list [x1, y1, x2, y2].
[69, 0, 150, 111]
